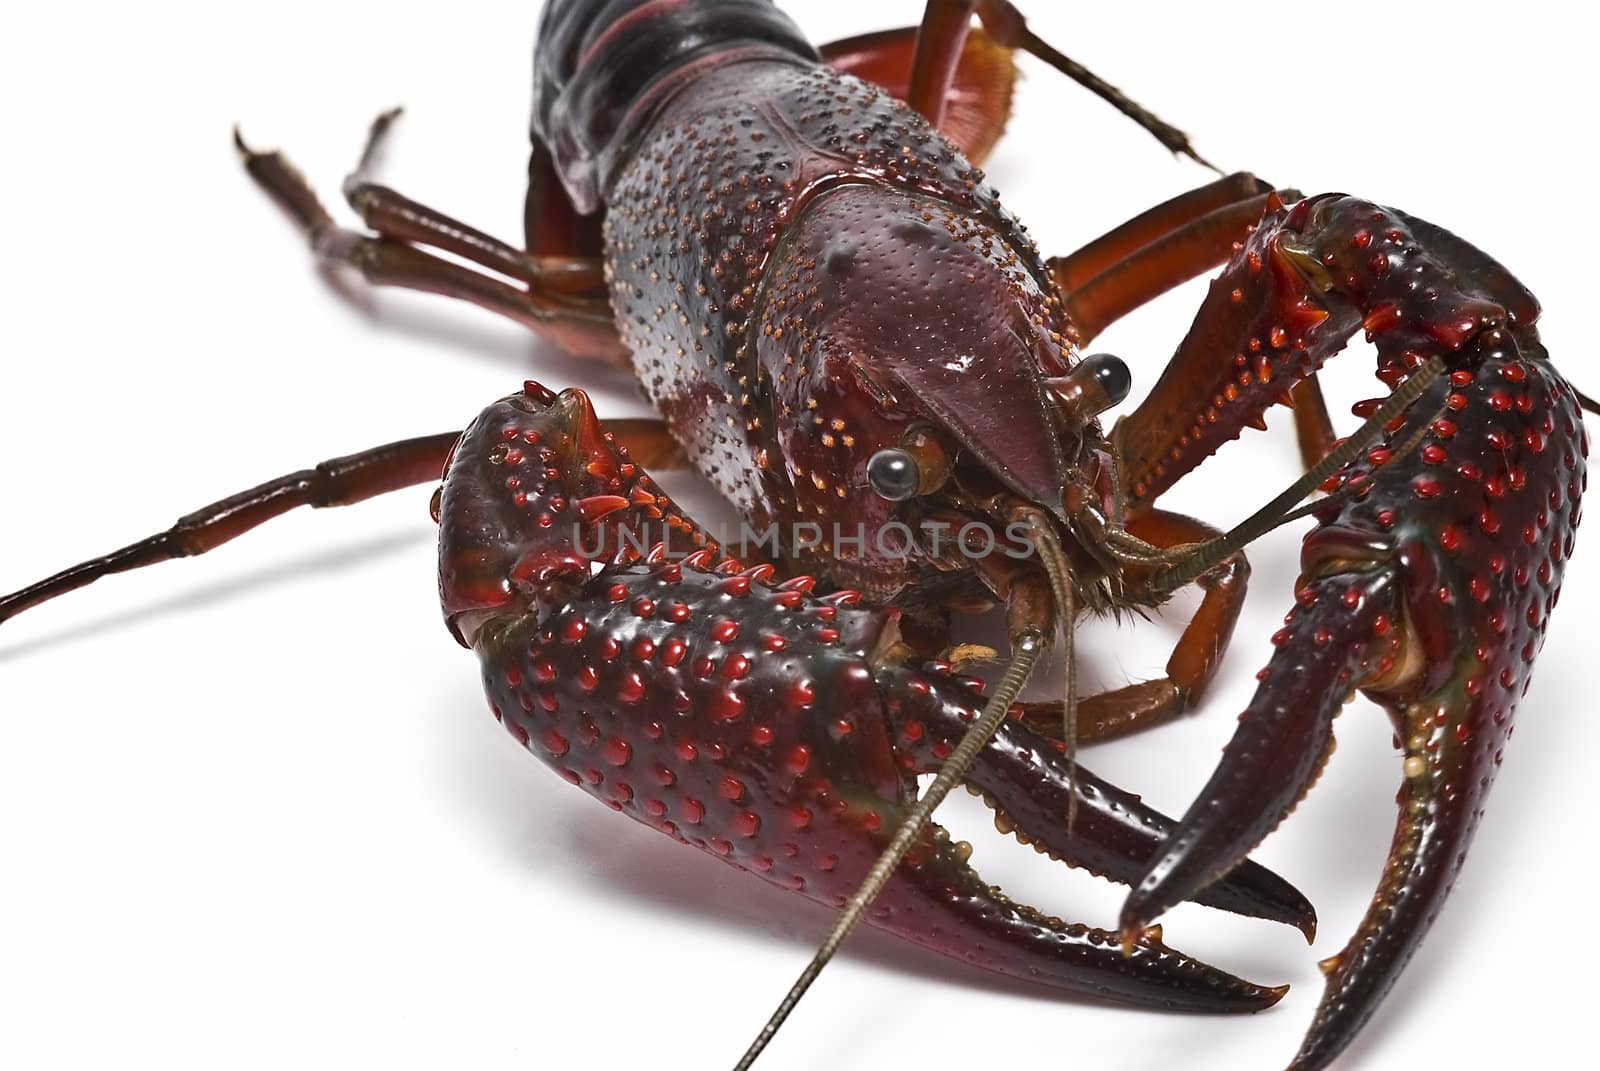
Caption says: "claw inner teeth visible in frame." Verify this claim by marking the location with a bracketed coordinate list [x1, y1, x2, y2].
[972, 789, 1070, 866]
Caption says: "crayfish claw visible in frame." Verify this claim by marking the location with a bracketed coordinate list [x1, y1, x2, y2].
[1281, 702, 1500, 1071]
[883, 661, 1318, 935]
[440, 384, 1296, 1016]
[868, 826, 1291, 1013]
[1120, 260, 1584, 1067]
[1118, 570, 1398, 950]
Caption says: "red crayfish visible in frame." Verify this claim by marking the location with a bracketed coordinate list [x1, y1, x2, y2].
[0, 2, 1585, 1068]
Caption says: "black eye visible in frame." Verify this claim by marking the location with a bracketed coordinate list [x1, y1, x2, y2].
[1046, 352, 1133, 423]
[1081, 353, 1131, 409]
[867, 448, 920, 501]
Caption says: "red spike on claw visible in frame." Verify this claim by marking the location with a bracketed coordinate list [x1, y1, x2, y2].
[1116, 207, 1582, 1065]
[522, 380, 559, 405]
[1362, 302, 1402, 334]
[576, 494, 629, 522]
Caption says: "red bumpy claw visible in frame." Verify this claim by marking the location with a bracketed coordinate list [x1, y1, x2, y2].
[1115, 194, 1585, 1070]
[434, 383, 1320, 1015]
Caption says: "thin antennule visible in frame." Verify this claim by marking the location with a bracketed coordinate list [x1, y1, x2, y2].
[1020, 512, 1079, 828]
[731, 629, 1048, 1071]
[1152, 356, 1447, 593]
[1268, 402, 1441, 529]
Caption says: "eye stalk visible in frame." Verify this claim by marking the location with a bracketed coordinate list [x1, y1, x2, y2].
[866, 427, 952, 502]
[1047, 353, 1132, 423]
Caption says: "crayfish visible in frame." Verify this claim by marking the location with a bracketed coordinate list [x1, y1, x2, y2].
[1, 2, 1587, 1068]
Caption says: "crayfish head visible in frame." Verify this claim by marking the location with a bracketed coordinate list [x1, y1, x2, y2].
[436, 381, 706, 647]
[754, 185, 1126, 598]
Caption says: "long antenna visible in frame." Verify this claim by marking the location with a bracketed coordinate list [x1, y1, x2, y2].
[1152, 356, 1445, 593]
[731, 629, 1047, 1071]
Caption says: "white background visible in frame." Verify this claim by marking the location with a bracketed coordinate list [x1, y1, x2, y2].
[1, 3, 1592, 1068]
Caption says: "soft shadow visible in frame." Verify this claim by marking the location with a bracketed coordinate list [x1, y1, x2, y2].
[315, 262, 637, 390]
[570, 808, 1136, 1006]
[0, 530, 422, 663]
[439, 708, 1242, 1020]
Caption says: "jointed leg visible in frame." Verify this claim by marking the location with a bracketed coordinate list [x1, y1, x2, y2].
[1052, 172, 1272, 292]
[1019, 180, 1359, 747]
[907, 0, 1214, 167]
[1111, 195, 1480, 508]
[602, 418, 689, 471]
[964, 177, 1298, 744]
[237, 121, 626, 364]
[523, 139, 606, 261]
[341, 110, 606, 299]
[1053, 177, 1283, 343]
[0, 407, 690, 628]
[1289, 376, 1339, 470]
[1017, 509, 1248, 745]
[1047, 177, 1344, 478]
[820, 23, 1017, 165]
[0, 433, 460, 626]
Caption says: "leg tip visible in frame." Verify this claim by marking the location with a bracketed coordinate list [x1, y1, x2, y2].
[366, 106, 404, 143]
[353, 107, 407, 183]
[232, 124, 278, 165]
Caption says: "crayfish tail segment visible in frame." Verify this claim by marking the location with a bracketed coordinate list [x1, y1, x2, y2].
[1119, 571, 1399, 944]
[883, 666, 1316, 935]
